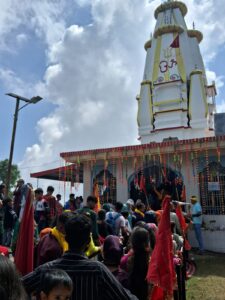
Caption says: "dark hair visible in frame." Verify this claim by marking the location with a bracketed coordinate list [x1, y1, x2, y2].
[40, 269, 73, 296]
[121, 211, 129, 218]
[98, 209, 106, 221]
[128, 227, 150, 300]
[35, 188, 43, 195]
[102, 203, 111, 212]
[65, 214, 91, 251]
[58, 212, 74, 225]
[47, 186, 54, 193]
[87, 195, 97, 204]
[69, 193, 75, 198]
[0, 256, 27, 300]
[115, 202, 123, 212]
[56, 194, 61, 198]
[134, 222, 156, 250]
[136, 202, 145, 210]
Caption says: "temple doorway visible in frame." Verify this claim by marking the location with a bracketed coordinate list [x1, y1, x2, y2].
[128, 163, 184, 210]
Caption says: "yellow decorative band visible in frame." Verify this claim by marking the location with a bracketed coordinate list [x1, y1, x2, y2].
[154, 25, 184, 38]
[190, 69, 203, 76]
[154, 108, 188, 115]
[187, 30, 203, 43]
[144, 39, 152, 51]
[154, 1, 188, 19]
[154, 98, 187, 107]
[141, 80, 152, 86]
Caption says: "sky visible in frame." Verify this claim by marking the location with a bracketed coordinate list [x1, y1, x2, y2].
[1, 0, 225, 197]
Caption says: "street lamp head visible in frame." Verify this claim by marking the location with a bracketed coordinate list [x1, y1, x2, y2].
[6, 93, 43, 104]
[30, 96, 43, 104]
[6, 93, 30, 102]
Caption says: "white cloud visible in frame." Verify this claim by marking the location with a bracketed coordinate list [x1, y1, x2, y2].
[16, 33, 28, 45]
[0, 0, 74, 50]
[206, 69, 224, 92]
[1, 0, 225, 189]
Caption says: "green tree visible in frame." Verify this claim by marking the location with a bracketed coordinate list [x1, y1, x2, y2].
[0, 159, 21, 189]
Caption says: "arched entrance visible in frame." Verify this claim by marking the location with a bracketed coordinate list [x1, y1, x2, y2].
[92, 169, 116, 204]
[128, 163, 184, 210]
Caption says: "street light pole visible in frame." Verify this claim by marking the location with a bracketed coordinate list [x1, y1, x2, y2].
[6, 97, 20, 196]
[5, 93, 43, 195]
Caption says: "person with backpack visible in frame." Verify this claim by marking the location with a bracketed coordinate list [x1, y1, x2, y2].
[106, 202, 128, 237]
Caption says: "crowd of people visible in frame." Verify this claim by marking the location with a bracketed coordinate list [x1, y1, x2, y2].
[0, 179, 204, 300]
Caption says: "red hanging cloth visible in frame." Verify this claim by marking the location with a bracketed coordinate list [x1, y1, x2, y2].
[147, 195, 176, 298]
[14, 188, 34, 276]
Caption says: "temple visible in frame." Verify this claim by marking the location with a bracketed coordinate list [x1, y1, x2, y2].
[31, 0, 225, 253]
[137, 0, 216, 143]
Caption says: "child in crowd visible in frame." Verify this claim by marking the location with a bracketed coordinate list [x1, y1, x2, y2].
[39, 269, 73, 300]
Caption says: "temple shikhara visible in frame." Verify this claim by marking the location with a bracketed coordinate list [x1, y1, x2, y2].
[31, 1, 225, 252]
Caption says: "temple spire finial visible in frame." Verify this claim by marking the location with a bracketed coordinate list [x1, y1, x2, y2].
[193, 21, 195, 30]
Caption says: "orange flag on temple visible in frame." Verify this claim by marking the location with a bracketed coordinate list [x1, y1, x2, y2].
[93, 183, 101, 212]
[147, 195, 176, 299]
[14, 187, 34, 276]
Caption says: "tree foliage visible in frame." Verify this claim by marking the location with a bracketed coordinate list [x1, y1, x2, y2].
[0, 159, 21, 189]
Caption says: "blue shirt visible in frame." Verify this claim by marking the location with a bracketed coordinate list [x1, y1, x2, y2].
[191, 202, 202, 224]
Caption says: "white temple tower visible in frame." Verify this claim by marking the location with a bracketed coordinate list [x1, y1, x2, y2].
[137, 0, 216, 143]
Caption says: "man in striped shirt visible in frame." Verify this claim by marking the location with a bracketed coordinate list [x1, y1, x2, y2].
[23, 214, 137, 300]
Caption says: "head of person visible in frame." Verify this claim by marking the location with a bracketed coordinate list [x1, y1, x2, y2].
[39, 269, 73, 300]
[114, 201, 123, 213]
[56, 212, 73, 234]
[121, 205, 129, 219]
[86, 195, 98, 210]
[56, 194, 61, 202]
[191, 195, 198, 205]
[75, 196, 82, 205]
[126, 199, 134, 210]
[3, 197, 13, 208]
[102, 203, 111, 212]
[65, 214, 92, 252]
[17, 179, 24, 188]
[0, 255, 26, 300]
[69, 193, 75, 200]
[0, 183, 6, 194]
[131, 226, 150, 253]
[47, 186, 54, 195]
[136, 201, 146, 213]
[98, 209, 106, 221]
[103, 235, 123, 266]
[35, 188, 44, 200]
